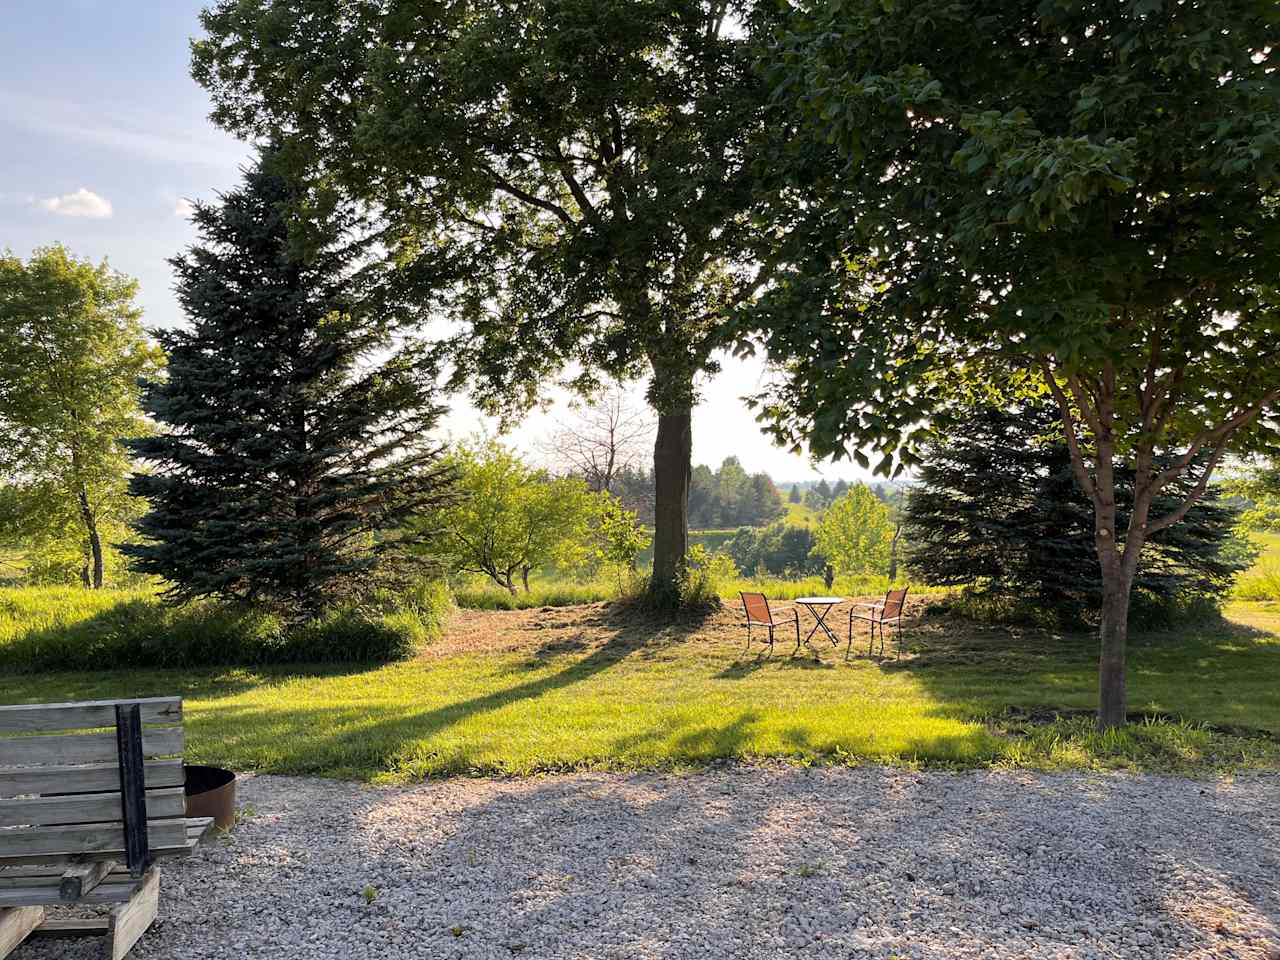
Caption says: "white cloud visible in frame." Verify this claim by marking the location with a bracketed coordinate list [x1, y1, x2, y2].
[173, 197, 196, 218]
[40, 187, 113, 219]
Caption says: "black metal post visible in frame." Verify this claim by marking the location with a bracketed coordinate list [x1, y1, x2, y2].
[115, 703, 150, 876]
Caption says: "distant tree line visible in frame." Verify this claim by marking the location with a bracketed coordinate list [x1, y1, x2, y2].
[689, 458, 785, 529]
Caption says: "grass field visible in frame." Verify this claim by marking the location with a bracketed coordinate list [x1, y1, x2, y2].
[1234, 531, 1280, 601]
[4, 597, 1277, 781]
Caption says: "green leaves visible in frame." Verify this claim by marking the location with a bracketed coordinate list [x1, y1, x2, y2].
[0, 246, 161, 587]
[813, 484, 894, 576]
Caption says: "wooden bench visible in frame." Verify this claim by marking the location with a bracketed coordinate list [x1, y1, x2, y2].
[0, 697, 213, 959]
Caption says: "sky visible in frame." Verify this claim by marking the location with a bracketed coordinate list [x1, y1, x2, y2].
[0, 0, 871, 484]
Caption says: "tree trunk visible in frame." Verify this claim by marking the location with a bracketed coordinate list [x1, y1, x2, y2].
[77, 486, 104, 590]
[649, 407, 692, 604]
[888, 521, 902, 581]
[1096, 567, 1132, 730]
[521, 566, 531, 593]
[504, 572, 518, 596]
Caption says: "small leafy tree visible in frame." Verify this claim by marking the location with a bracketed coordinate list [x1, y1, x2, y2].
[814, 485, 894, 577]
[438, 440, 598, 595]
[126, 155, 455, 613]
[1227, 460, 1280, 532]
[0, 246, 162, 588]
[593, 494, 651, 592]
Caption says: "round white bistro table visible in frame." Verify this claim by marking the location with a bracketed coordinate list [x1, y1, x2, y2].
[795, 596, 843, 648]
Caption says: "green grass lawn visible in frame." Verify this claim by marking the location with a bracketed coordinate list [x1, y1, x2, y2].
[4, 600, 1278, 781]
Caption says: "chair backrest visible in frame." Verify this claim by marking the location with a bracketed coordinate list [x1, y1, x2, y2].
[0, 697, 189, 875]
[741, 591, 773, 624]
[882, 586, 909, 619]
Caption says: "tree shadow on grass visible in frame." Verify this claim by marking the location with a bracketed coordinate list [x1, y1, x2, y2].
[178, 603, 723, 778]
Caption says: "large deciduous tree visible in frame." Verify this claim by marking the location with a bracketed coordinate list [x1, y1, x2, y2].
[124, 155, 455, 613]
[757, 0, 1280, 727]
[191, 0, 797, 603]
[0, 246, 161, 588]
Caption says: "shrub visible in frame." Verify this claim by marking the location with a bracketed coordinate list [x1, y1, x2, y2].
[676, 545, 735, 609]
[1234, 562, 1280, 602]
[0, 583, 449, 673]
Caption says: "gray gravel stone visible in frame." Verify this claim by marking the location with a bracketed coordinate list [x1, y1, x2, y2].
[13, 767, 1280, 959]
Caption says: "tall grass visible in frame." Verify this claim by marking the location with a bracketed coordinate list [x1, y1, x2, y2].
[1234, 562, 1280, 602]
[452, 579, 621, 610]
[451, 569, 906, 611]
[0, 582, 449, 673]
[1232, 532, 1280, 602]
[724, 573, 898, 601]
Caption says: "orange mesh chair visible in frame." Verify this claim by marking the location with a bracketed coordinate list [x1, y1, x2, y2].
[848, 586, 909, 659]
[740, 592, 800, 656]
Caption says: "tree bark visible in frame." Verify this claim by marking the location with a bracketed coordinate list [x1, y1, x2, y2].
[521, 566, 531, 593]
[1096, 565, 1132, 730]
[77, 485, 104, 590]
[649, 407, 692, 604]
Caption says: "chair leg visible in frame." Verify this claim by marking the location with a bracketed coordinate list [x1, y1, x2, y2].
[846, 611, 853, 659]
[879, 619, 887, 658]
[745, 621, 751, 653]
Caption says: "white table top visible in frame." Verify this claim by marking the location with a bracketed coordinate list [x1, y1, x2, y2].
[795, 596, 843, 605]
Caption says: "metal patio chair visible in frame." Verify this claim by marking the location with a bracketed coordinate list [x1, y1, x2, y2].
[740, 592, 801, 656]
[848, 586, 910, 659]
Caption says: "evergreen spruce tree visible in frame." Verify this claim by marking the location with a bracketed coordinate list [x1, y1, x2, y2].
[124, 154, 455, 613]
[788, 484, 802, 505]
[903, 402, 1249, 624]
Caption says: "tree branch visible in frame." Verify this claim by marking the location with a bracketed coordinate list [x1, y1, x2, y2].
[1041, 361, 1098, 503]
[479, 162, 576, 225]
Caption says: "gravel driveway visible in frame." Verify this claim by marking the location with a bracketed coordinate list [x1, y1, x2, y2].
[16, 767, 1280, 960]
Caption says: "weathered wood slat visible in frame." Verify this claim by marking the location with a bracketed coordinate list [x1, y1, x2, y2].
[0, 727, 183, 768]
[0, 699, 181, 734]
[0, 905, 43, 959]
[0, 819, 187, 861]
[0, 759, 184, 798]
[0, 787, 186, 828]
[0, 867, 127, 889]
[0, 879, 140, 908]
[0, 819, 208, 868]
